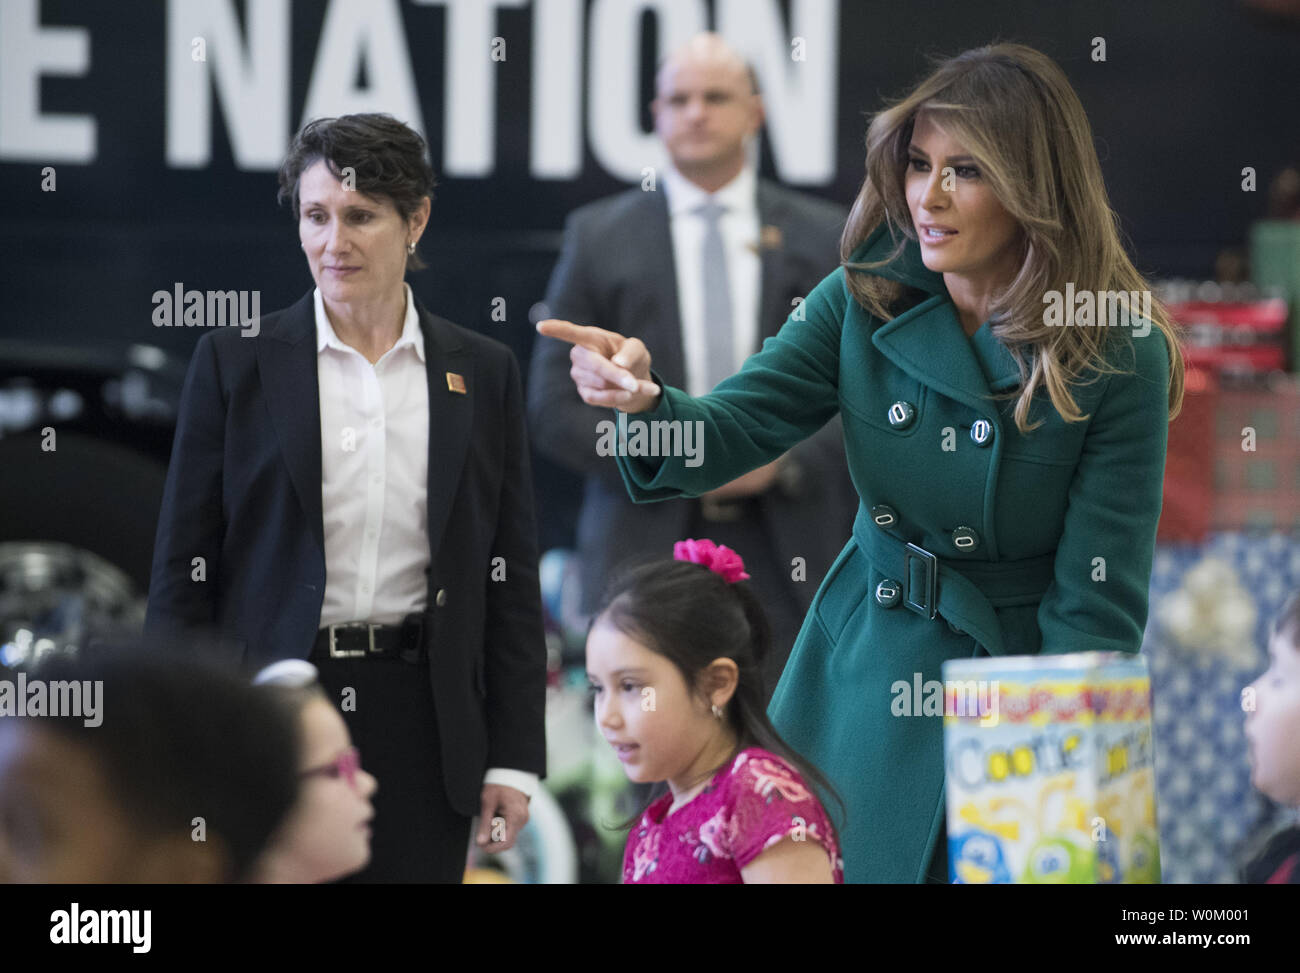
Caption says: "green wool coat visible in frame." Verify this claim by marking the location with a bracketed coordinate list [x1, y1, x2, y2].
[612, 223, 1171, 883]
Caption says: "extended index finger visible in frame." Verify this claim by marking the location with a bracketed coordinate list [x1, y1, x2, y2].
[536, 318, 614, 352]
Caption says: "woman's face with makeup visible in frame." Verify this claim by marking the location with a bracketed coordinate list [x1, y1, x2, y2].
[905, 111, 1022, 283]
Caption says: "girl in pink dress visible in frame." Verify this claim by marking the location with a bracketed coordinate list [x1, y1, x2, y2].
[587, 538, 845, 883]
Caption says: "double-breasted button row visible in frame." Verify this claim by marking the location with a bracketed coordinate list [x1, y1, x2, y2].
[885, 401, 993, 448]
[887, 401, 916, 430]
[875, 579, 901, 608]
[870, 504, 898, 528]
[872, 504, 980, 555]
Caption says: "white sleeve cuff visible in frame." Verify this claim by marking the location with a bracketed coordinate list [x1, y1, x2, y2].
[483, 768, 540, 800]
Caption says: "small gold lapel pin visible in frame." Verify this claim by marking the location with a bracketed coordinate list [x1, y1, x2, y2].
[446, 372, 467, 394]
[760, 225, 783, 250]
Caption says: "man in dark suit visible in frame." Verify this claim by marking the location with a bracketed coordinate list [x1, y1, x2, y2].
[529, 34, 856, 690]
[146, 114, 546, 882]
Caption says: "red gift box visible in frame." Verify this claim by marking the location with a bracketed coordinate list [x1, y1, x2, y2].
[1165, 297, 1289, 375]
[1159, 367, 1217, 542]
[1210, 374, 1300, 532]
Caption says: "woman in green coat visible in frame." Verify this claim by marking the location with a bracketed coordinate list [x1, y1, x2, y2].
[539, 43, 1185, 883]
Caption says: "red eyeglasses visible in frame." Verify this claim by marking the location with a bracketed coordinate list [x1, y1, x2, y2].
[299, 747, 363, 789]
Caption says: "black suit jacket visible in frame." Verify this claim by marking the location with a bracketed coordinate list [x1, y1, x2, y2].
[145, 289, 547, 816]
[528, 179, 858, 613]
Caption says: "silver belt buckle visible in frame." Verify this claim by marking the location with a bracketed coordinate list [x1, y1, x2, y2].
[328, 622, 375, 658]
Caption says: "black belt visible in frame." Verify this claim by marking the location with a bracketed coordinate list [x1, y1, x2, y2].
[311, 613, 426, 664]
[851, 505, 1055, 656]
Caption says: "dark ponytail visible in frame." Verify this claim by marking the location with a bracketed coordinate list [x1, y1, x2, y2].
[594, 556, 846, 831]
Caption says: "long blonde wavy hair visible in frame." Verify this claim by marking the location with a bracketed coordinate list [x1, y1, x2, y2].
[842, 43, 1185, 432]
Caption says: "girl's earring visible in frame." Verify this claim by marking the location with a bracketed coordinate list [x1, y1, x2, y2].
[407, 241, 416, 255]
[711, 704, 723, 719]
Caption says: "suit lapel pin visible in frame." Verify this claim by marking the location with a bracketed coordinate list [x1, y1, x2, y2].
[446, 372, 467, 394]
[760, 225, 783, 250]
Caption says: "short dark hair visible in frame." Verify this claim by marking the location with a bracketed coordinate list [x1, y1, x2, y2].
[652, 55, 761, 97]
[1272, 591, 1300, 649]
[277, 113, 436, 271]
[29, 647, 299, 882]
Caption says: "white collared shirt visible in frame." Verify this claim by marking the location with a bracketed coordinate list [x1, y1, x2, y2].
[314, 283, 535, 799]
[661, 163, 762, 397]
[316, 282, 430, 628]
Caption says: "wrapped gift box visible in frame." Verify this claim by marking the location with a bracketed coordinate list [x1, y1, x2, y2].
[1164, 296, 1288, 375]
[1211, 374, 1300, 532]
[942, 651, 1160, 884]
[1159, 366, 1217, 542]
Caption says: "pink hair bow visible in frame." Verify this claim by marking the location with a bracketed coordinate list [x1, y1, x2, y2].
[672, 538, 751, 583]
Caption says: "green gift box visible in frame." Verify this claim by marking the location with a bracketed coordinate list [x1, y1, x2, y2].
[1250, 220, 1300, 369]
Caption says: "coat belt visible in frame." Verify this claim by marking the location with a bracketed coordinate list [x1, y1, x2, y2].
[850, 505, 1055, 656]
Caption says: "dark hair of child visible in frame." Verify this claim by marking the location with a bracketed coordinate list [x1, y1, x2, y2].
[595, 558, 846, 830]
[1271, 591, 1300, 647]
[31, 647, 300, 882]
[1241, 591, 1300, 884]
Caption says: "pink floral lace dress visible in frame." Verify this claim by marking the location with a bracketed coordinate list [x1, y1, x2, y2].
[622, 746, 844, 883]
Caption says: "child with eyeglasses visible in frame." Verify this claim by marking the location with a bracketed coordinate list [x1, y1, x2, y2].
[0, 648, 299, 883]
[252, 660, 378, 883]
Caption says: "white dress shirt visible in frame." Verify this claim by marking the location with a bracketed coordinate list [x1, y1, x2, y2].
[661, 163, 762, 397]
[314, 283, 537, 800]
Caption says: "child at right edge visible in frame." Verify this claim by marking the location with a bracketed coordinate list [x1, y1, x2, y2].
[1242, 592, 1300, 883]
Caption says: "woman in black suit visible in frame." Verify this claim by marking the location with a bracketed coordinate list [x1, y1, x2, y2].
[146, 114, 547, 882]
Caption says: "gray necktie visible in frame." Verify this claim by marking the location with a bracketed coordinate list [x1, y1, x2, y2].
[696, 199, 734, 391]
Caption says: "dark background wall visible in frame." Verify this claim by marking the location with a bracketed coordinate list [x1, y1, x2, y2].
[3, 0, 1298, 551]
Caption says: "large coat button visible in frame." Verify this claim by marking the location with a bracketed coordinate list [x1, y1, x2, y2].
[870, 504, 898, 528]
[951, 526, 979, 551]
[875, 579, 902, 608]
[887, 401, 917, 430]
[970, 419, 992, 446]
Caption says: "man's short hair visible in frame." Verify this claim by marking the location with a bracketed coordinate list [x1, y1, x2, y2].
[653, 54, 761, 96]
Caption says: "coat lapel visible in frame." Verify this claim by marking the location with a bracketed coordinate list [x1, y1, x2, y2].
[258, 292, 325, 553]
[756, 180, 790, 348]
[872, 295, 997, 413]
[853, 225, 1023, 410]
[417, 301, 474, 563]
[970, 324, 1023, 392]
